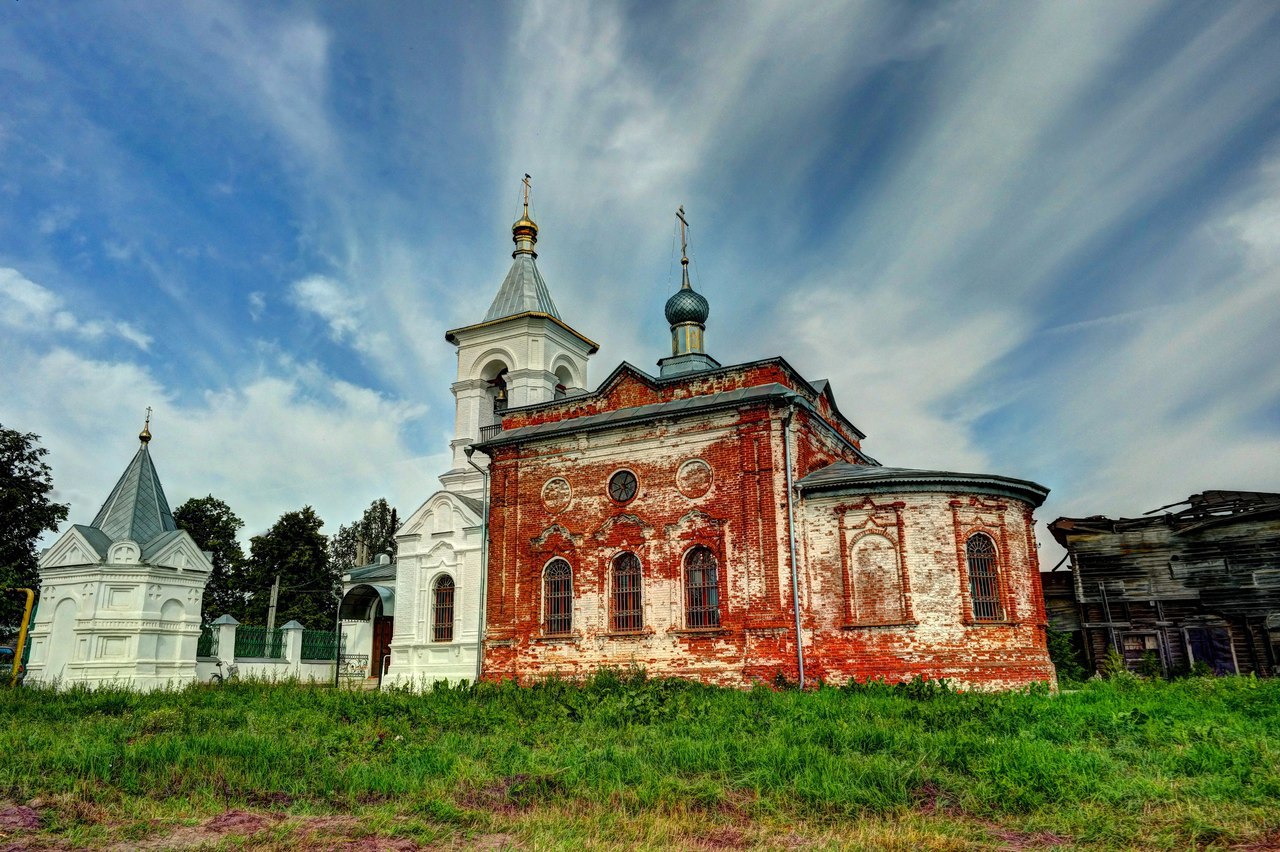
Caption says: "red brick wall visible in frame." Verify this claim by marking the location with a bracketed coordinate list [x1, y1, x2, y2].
[480, 361, 1053, 691]
[484, 403, 808, 686]
[798, 491, 1056, 690]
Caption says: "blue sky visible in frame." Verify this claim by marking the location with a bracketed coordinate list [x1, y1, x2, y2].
[3, 1, 1279, 564]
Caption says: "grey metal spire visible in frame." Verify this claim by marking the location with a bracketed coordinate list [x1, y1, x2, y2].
[90, 413, 177, 544]
[483, 175, 562, 322]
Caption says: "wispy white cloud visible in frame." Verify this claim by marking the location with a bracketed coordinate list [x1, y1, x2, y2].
[0, 267, 151, 351]
[290, 274, 362, 341]
[0, 341, 439, 542]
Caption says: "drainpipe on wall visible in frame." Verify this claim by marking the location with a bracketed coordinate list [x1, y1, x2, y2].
[465, 446, 490, 684]
[781, 406, 806, 688]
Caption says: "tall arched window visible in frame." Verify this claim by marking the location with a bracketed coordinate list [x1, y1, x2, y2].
[432, 575, 455, 642]
[966, 533, 1002, 621]
[543, 559, 573, 635]
[611, 552, 643, 632]
[684, 546, 720, 628]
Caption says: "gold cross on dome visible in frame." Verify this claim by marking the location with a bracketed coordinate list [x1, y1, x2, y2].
[676, 205, 689, 258]
[522, 174, 532, 214]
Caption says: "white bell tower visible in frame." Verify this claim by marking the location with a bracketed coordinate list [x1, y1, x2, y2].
[439, 177, 598, 496]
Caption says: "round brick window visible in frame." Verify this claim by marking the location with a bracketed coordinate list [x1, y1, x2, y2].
[608, 469, 638, 504]
[541, 477, 572, 513]
[676, 459, 713, 499]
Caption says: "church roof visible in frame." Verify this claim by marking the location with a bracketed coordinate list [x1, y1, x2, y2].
[798, 463, 1049, 507]
[476, 379, 872, 464]
[347, 559, 397, 584]
[483, 253, 561, 322]
[69, 524, 113, 559]
[479, 383, 792, 447]
[90, 442, 178, 545]
[452, 492, 484, 518]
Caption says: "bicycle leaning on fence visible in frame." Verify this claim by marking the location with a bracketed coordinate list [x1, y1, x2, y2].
[209, 658, 239, 684]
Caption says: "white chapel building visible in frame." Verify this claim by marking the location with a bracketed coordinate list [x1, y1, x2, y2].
[24, 419, 214, 690]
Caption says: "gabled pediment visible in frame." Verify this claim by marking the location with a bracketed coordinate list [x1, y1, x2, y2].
[38, 525, 109, 570]
[594, 362, 661, 405]
[145, 531, 214, 574]
[399, 490, 481, 539]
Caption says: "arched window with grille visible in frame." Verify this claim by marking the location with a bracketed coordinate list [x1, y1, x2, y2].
[432, 575, 455, 642]
[684, 545, 721, 628]
[610, 552, 643, 632]
[543, 559, 573, 635]
[966, 533, 1003, 621]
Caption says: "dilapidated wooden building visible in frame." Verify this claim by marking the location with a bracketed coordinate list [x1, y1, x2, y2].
[1047, 491, 1280, 677]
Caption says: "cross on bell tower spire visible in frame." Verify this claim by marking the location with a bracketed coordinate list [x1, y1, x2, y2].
[511, 174, 539, 258]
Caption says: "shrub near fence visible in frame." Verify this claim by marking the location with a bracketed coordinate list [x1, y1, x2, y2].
[301, 629, 339, 661]
[196, 626, 218, 657]
[234, 626, 284, 659]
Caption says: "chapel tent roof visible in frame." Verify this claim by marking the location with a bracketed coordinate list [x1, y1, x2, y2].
[798, 463, 1049, 507]
[89, 442, 177, 545]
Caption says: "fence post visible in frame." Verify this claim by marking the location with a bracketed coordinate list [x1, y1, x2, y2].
[213, 614, 239, 662]
[281, 620, 304, 678]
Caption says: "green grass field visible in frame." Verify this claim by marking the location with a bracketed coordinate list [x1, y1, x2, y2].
[1, 672, 1277, 849]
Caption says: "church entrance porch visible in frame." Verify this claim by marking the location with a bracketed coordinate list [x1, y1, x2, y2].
[339, 584, 395, 679]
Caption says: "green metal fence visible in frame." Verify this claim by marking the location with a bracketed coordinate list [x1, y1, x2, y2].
[234, 625, 284, 659]
[197, 625, 218, 657]
[301, 629, 340, 660]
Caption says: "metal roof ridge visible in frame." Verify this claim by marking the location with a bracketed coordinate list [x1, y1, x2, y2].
[797, 462, 1049, 505]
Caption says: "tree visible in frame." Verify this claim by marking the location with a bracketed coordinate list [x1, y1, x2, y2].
[329, 497, 399, 573]
[0, 425, 69, 638]
[174, 495, 248, 624]
[246, 506, 337, 629]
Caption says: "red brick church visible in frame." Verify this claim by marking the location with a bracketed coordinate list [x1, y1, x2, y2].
[470, 207, 1054, 690]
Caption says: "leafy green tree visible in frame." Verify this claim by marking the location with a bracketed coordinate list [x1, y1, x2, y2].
[1045, 626, 1088, 685]
[247, 506, 336, 629]
[174, 495, 248, 624]
[0, 425, 69, 639]
[329, 498, 399, 573]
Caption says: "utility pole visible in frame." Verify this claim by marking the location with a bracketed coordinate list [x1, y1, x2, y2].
[266, 574, 280, 632]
